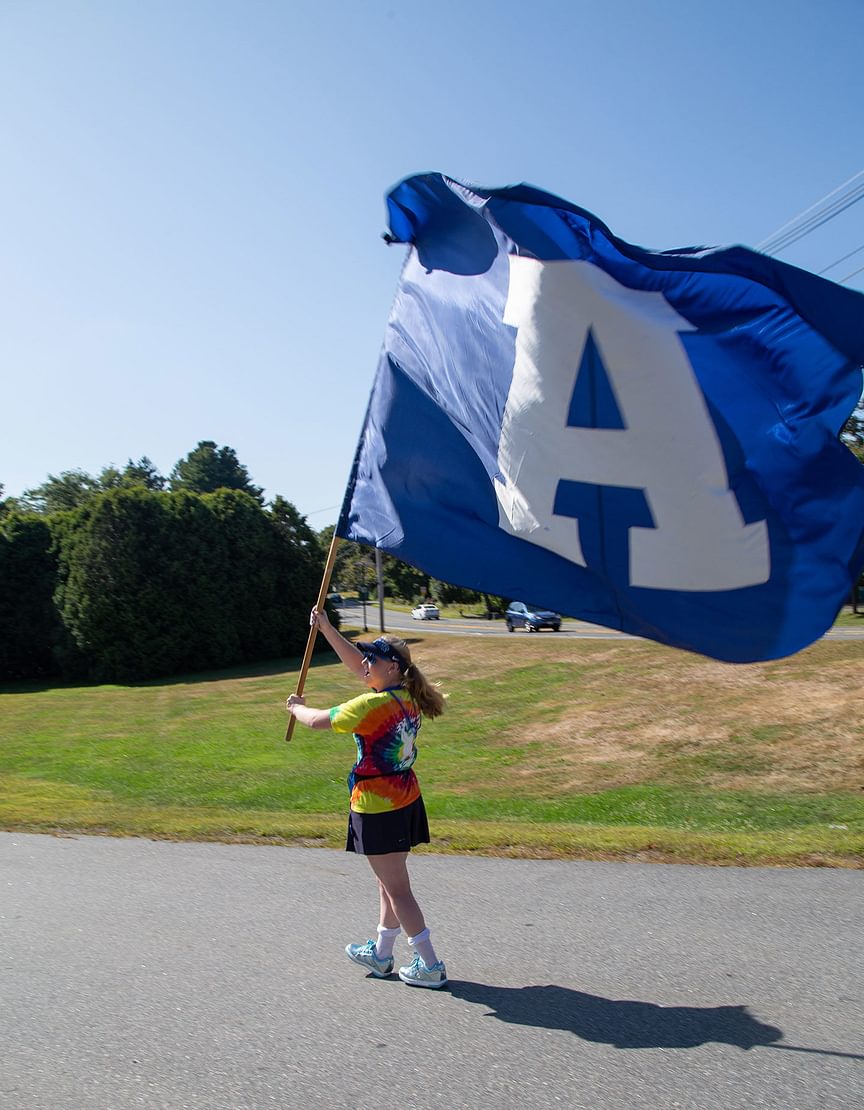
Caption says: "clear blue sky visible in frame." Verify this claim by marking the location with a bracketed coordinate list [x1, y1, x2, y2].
[2, 0, 862, 527]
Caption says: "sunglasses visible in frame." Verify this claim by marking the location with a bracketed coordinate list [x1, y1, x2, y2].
[361, 639, 408, 671]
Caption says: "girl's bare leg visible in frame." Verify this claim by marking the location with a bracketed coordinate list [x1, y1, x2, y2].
[377, 879, 400, 929]
[367, 852, 425, 937]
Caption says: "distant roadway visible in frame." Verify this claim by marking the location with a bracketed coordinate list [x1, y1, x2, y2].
[338, 602, 864, 642]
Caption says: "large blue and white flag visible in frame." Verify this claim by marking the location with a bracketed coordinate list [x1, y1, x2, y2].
[337, 173, 864, 662]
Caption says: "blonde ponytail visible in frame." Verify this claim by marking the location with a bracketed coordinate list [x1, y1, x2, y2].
[382, 637, 447, 719]
[403, 661, 446, 719]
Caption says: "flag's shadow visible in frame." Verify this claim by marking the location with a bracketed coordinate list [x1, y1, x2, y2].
[447, 982, 783, 1051]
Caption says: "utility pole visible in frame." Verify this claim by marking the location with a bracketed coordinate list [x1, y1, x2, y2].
[357, 561, 369, 633]
[375, 547, 385, 632]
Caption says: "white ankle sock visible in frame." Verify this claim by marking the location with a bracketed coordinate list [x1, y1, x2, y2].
[375, 925, 401, 958]
[407, 927, 439, 967]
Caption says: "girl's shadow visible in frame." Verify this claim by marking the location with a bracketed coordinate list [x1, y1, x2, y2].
[447, 982, 782, 1050]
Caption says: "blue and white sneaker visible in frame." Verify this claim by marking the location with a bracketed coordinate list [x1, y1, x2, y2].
[345, 940, 394, 978]
[398, 952, 448, 989]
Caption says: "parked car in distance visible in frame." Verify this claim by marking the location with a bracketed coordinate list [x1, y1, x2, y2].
[505, 601, 561, 632]
[412, 603, 440, 620]
[326, 593, 343, 606]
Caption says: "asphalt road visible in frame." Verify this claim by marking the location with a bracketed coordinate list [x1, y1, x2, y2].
[340, 603, 864, 642]
[2, 833, 862, 1109]
[345, 603, 635, 640]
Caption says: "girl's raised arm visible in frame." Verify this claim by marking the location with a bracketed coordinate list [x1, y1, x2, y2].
[311, 606, 366, 679]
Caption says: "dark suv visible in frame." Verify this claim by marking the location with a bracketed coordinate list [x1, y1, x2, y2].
[505, 602, 561, 632]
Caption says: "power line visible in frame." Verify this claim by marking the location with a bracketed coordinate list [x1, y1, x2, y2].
[757, 168, 864, 256]
[758, 168, 864, 249]
[765, 187, 864, 255]
[818, 242, 864, 275]
[759, 182, 864, 256]
[837, 263, 864, 284]
[758, 168, 864, 246]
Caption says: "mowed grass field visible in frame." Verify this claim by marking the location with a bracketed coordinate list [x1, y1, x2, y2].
[1, 631, 863, 867]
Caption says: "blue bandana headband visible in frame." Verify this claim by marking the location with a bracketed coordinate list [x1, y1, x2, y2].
[357, 637, 409, 673]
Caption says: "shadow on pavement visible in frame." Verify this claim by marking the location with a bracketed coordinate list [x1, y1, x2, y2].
[447, 982, 783, 1050]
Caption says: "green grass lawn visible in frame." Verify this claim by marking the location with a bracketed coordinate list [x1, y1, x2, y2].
[833, 607, 864, 627]
[2, 633, 862, 866]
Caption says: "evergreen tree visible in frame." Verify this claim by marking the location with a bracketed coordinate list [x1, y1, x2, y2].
[20, 469, 101, 514]
[271, 496, 318, 552]
[17, 458, 166, 515]
[319, 534, 433, 603]
[317, 524, 354, 589]
[169, 441, 264, 503]
[99, 457, 166, 492]
[429, 579, 483, 606]
[123, 456, 165, 490]
[0, 513, 62, 678]
[381, 555, 429, 602]
[53, 486, 321, 681]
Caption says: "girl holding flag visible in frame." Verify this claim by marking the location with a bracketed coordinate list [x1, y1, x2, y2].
[286, 606, 448, 988]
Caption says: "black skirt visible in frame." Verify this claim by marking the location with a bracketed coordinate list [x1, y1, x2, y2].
[346, 795, 430, 856]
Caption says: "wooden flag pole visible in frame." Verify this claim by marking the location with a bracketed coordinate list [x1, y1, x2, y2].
[284, 532, 341, 743]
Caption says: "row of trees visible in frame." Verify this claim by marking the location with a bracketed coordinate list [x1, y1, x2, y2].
[0, 439, 496, 684]
[6, 407, 862, 682]
[0, 444, 322, 682]
[3, 441, 264, 516]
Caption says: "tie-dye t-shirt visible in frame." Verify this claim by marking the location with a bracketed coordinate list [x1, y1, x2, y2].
[329, 687, 421, 814]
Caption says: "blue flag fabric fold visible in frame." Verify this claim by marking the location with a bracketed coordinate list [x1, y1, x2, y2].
[338, 173, 864, 662]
